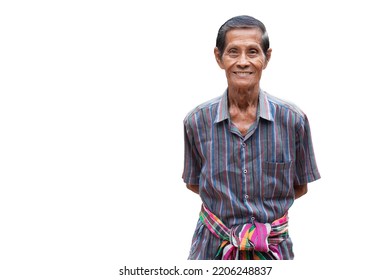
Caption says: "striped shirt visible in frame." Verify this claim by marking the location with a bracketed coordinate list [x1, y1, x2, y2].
[182, 89, 320, 260]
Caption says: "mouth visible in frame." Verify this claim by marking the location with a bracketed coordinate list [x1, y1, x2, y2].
[233, 71, 253, 77]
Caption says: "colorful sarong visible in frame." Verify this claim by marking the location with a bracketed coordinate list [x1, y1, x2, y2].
[199, 204, 289, 260]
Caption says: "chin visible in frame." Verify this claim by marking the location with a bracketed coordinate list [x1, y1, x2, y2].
[230, 81, 257, 89]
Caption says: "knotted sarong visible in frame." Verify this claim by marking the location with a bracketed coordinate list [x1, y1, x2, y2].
[199, 204, 289, 260]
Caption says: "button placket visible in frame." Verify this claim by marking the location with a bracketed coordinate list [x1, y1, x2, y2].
[241, 140, 249, 202]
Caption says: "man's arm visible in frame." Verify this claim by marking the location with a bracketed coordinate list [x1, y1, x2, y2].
[293, 184, 308, 199]
[187, 184, 199, 194]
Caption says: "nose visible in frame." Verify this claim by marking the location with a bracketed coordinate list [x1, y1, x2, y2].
[237, 53, 250, 67]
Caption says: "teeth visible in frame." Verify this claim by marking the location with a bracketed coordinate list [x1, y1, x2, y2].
[235, 72, 251, 76]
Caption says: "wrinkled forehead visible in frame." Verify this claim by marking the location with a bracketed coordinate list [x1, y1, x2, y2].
[224, 28, 263, 46]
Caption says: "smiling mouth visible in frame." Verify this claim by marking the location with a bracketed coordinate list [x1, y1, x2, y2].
[234, 71, 253, 77]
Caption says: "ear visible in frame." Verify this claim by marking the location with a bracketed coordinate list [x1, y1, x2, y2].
[214, 47, 225, 69]
[263, 48, 272, 69]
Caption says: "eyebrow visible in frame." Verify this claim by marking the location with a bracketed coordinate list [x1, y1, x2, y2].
[226, 43, 261, 49]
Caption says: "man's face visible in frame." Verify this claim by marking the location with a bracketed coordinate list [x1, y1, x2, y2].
[215, 28, 271, 91]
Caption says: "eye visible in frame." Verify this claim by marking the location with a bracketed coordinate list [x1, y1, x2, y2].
[227, 48, 239, 57]
[248, 49, 259, 57]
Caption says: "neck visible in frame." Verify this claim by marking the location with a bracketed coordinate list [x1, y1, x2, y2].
[227, 85, 260, 111]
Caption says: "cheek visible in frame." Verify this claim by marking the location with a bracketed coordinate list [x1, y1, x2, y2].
[255, 58, 266, 69]
[222, 59, 235, 70]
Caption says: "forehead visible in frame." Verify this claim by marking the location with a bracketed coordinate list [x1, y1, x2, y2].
[225, 28, 262, 47]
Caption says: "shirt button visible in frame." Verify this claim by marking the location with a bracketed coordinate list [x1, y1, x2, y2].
[251, 217, 255, 221]
[244, 194, 249, 199]
[243, 169, 247, 174]
[241, 142, 246, 147]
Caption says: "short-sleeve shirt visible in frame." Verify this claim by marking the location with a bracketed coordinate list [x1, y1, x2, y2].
[182, 89, 321, 260]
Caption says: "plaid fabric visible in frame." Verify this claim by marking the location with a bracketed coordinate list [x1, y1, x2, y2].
[200, 204, 289, 260]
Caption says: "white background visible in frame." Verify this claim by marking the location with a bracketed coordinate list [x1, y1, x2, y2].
[1, 0, 389, 279]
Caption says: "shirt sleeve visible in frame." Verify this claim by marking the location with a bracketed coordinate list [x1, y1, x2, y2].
[294, 114, 321, 185]
[182, 119, 201, 185]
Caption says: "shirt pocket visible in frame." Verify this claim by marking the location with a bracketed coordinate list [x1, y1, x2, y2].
[261, 161, 294, 199]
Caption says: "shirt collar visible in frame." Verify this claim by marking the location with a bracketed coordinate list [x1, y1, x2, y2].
[214, 90, 229, 123]
[258, 88, 274, 122]
[214, 89, 274, 124]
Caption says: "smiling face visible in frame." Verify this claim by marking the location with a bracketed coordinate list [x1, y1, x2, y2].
[215, 28, 271, 92]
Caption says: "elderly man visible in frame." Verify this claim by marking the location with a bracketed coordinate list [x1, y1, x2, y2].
[182, 15, 320, 260]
